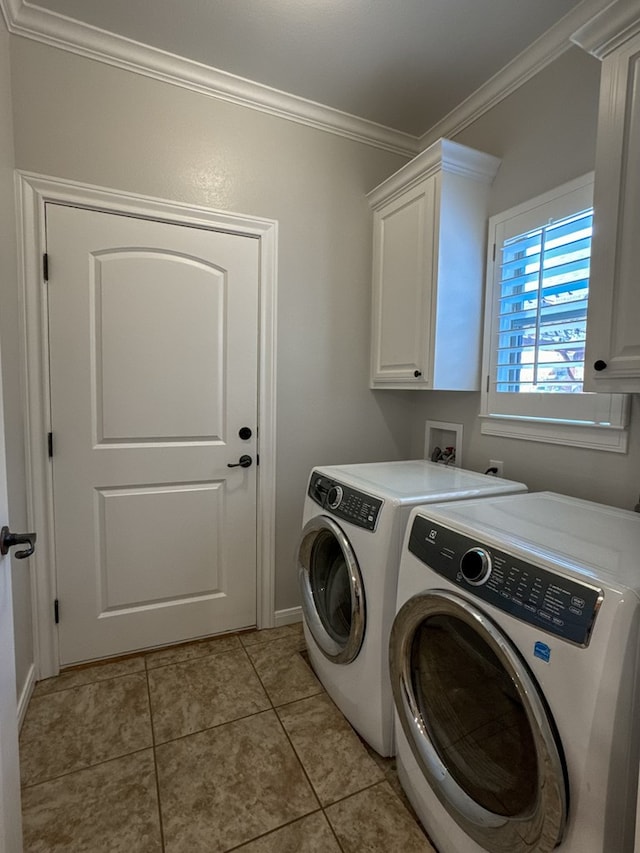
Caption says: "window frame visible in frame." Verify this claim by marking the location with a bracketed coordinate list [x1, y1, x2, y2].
[480, 173, 628, 453]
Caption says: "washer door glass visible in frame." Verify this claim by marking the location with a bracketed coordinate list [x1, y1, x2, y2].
[298, 516, 365, 664]
[390, 590, 567, 853]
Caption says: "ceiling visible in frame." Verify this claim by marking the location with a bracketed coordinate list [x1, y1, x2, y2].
[11, 0, 596, 137]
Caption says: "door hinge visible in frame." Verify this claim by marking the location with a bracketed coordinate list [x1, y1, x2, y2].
[47, 432, 53, 458]
[492, 243, 496, 262]
[43, 253, 49, 281]
[54, 599, 59, 624]
[486, 375, 490, 392]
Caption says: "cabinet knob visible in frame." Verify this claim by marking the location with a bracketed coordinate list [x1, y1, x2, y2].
[593, 360, 607, 372]
[414, 370, 422, 378]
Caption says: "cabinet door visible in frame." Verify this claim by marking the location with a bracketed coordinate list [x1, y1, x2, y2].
[370, 178, 435, 387]
[585, 33, 640, 392]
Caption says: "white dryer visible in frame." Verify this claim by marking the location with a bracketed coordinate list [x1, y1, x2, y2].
[390, 492, 640, 853]
[297, 460, 526, 757]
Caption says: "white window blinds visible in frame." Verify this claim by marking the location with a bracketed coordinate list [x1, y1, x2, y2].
[496, 209, 592, 394]
[481, 173, 628, 451]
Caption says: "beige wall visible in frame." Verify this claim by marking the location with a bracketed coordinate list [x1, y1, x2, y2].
[410, 47, 640, 511]
[9, 35, 413, 632]
[0, 19, 33, 696]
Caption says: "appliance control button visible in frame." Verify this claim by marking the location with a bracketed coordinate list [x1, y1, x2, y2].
[460, 547, 492, 586]
[326, 485, 343, 510]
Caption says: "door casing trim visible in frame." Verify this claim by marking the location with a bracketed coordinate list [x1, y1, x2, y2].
[15, 170, 278, 679]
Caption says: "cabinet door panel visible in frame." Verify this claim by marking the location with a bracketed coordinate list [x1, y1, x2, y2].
[585, 35, 640, 392]
[371, 179, 435, 386]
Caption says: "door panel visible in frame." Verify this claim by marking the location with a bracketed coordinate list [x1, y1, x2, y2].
[47, 203, 259, 665]
[96, 482, 224, 608]
[96, 251, 226, 442]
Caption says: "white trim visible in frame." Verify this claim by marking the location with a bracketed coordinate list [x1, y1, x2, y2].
[479, 171, 629, 452]
[1, 0, 417, 157]
[15, 170, 278, 679]
[0, 0, 614, 155]
[480, 416, 629, 453]
[571, 0, 640, 58]
[418, 0, 615, 150]
[367, 138, 500, 210]
[274, 606, 302, 627]
[424, 420, 464, 468]
[16, 662, 35, 730]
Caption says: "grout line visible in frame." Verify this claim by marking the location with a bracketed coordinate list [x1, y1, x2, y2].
[272, 705, 322, 812]
[323, 807, 348, 853]
[222, 809, 329, 853]
[19, 745, 153, 790]
[239, 638, 276, 711]
[145, 664, 166, 852]
[29, 665, 147, 699]
[151, 706, 277, 749]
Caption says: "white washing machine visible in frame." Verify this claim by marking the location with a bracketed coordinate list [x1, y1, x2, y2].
[297, 460, 527, 757]
[390, 492, 640, 853]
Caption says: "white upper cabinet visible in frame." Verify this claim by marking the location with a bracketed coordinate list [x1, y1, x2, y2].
[367, 138, 500, 390]
[573, 2, 640, 392]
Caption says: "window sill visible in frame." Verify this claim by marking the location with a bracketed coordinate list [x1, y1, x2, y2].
[480, 415, 628, 453]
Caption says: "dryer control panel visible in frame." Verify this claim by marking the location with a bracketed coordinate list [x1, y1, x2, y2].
[408, 515, 603, 647]
[308, 473, 383, 531]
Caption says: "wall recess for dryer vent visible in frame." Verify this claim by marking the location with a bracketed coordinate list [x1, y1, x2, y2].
[425, 420, 462, 467]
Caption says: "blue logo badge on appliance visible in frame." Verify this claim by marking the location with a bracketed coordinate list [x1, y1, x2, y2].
[534, 641, 551, 663]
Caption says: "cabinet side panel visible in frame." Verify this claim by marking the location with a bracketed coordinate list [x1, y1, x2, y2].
[432, 171, 490, 391]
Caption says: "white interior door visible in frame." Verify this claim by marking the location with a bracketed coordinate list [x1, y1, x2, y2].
[47, 203, 260, 665]
[0, 365, 23, 848]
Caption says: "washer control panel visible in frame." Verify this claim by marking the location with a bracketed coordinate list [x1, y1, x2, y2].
[408, 514, 603, 647]
[308, 473, 383, 531]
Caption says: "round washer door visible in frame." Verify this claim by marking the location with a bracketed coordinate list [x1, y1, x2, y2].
[298, 515, 365, 664]
[389, 590, 567, 853]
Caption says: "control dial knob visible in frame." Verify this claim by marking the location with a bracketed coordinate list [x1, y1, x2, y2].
[326, 485, 343, 510]
[460, 547, 492, 586]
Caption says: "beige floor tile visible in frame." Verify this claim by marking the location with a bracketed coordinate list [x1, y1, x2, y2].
[21, 749, 162, 853]
[233, 811, 342, 852]
[156, 710, 319, 852]
[245, 634, 323, 706]
[325, 781, 436, 853]
[33, 656, 146, 697]
[144, 633, 242, 669]
[148, 648, 271, 743]
[20, 673, 152, 787]
[240, 622, 303, 647]
[360, 737, 421, 821]
[277, 693, 384, 806]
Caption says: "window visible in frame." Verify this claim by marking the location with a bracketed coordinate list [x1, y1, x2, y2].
[481, 174, 628, 451]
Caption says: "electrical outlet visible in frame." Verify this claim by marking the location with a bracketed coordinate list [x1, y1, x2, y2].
[489, 459, 504, 477]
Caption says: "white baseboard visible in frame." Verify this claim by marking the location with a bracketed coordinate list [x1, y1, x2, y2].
[17, 662, 36, 730]
[274, 606, 302, 627]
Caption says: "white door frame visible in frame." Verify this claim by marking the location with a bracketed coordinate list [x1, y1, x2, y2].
[15, 171, 278, 680]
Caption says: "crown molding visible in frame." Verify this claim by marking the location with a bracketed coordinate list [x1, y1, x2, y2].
[1, 0, 615, 157]
[367, 139, 501, 210]
[571, 0, 640, 58]
[0, 0, 420, 157]
[418, 0, 615, 150]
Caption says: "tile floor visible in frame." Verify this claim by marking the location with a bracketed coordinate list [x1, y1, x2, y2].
[19, 622, 437, 852]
